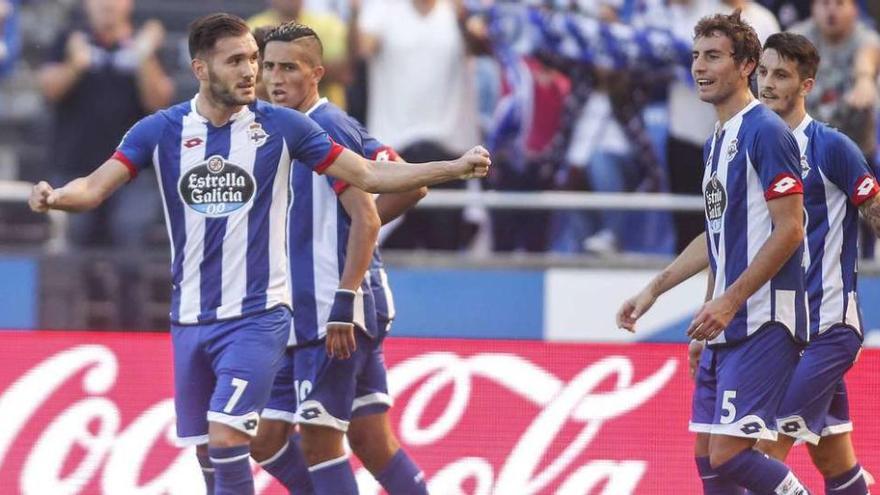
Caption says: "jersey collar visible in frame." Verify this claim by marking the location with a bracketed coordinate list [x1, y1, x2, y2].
[714, 99, 761, 135]
[793, 114, 813, 135]
[304, 97, 329, 116]
[189, 95, 252, 125]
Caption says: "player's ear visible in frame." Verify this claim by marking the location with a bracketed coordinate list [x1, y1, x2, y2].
[800, 77, 814, 97]
[191, 58, 209, 82]
[313, 64, 326, 84]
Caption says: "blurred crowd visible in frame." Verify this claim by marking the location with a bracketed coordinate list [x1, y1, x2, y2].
[0, 0, 879, 257]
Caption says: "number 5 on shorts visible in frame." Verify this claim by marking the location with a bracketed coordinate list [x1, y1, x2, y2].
[720, 390, 737, 424]
[223, 377, 249, 414]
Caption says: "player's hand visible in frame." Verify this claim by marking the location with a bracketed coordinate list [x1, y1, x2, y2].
[66, 31, 92, 72]
[29, 181, 58, 213]
[686, 294, 739, 341]
[326, 323, 356, 360]
[688, 339, 705, 380]
[616, 289, 657, 333]
[454, 146, 491, 180]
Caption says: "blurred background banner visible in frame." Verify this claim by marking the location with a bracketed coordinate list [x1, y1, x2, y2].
[0, 332, 878, 495]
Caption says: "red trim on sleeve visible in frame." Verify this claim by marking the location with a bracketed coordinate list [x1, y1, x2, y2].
[764, 172, 803, 201]
[314, 141, 345, 175]
[852, 174, 880, 206]
[371, 146, 400, 162]
[112, 151, 138, 179]
[333, 180, 350, 195]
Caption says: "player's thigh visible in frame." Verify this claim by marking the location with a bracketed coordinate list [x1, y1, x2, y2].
[690, 345, 718, 436]
[250, 418, 294, 462]
[348, 412, 399, 474]
[171, 324, 215, 446]
[807, 432, 858, 478]
[777, 326, 861, 443]
[208, 308, 291, 436]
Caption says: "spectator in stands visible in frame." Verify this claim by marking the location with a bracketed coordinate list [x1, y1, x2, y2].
[38, 0, 173, 327]
[248, 0, 350, 108]
[790, 0, 880, 257]
[0, 0, 19, 79]
[355, 0, 483, 250]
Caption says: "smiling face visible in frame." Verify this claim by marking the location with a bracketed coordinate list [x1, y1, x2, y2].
[197, 33, 260, 107]
[262, 39, 323, 111]
[757, 48, 812, 121]
[691, 32, 753, 106]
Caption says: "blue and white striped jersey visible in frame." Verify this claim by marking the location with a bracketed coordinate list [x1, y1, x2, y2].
[289, 98, 397, 346]
[795, 115, 879, 338]
[115, 97, 342, 325]
[702, 100, 808, 346]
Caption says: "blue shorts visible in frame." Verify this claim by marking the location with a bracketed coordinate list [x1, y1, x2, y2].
[690, 324, 801, 440]
[171, 307, 291, 446]
[277, 330, 392, 431]
[775, 325, 861, 444]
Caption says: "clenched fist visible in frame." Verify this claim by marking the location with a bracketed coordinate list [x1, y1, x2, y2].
[453, 145, 491, 180]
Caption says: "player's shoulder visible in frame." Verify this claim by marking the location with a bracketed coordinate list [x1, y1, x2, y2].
[811, 120, 863, 161]
[744, 104, 793, 141]
[312, 102, 361, 133]
[254, 100, 314, 130]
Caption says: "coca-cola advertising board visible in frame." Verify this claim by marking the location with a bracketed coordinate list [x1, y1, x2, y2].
[0, 331, 877, 494]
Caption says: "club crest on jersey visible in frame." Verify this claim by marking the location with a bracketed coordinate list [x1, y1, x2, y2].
[178, 155, 256, 217]
[247, 123, 269, 147]
[726, 138, 738, 161]
[705, 173, 727, 233]
[800, 155, 811, 178]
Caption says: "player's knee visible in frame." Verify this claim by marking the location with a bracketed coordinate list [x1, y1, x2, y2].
[299, 425, 345, 465]
[208, 421, 252, 448]
[250, 435, 284, 463]
[708, 440, 752, 470]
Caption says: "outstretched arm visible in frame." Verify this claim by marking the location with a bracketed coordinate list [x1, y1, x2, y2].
[616, 232, 709, 332]
[29, 159, 132, 213]
[322, 146, 490, 193]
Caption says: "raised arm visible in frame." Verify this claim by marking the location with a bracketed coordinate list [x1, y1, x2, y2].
[325, 187, 382, 360]
[322, 146, 490, 193]
[616, 232, 709, 332]
[688, 194, 804, 340]
[29, 159, 132, 213]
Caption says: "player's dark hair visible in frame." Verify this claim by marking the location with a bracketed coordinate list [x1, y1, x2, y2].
[262, 22, 323, 60]
[694, 9, 762, 76]
[188, 13, 251, 59]
[763, 32, 820, 81]
[252, 25, 274, 54]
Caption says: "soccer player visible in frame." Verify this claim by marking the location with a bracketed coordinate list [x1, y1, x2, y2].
[620, 32, 880, 494]
[620, 10, 811, 494]
[252, 22, 429, 495]
[27, 13, 489, 495]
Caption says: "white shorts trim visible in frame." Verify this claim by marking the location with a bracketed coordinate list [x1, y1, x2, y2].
[688, 422, 713, 434]
[295, 400, 350, 432]
[690, 416, 777, 441]
[352, 392, 393, 412]
[821, 422, 853, 437]
[776, 415, 821, 445]
[174, 433, 209, 447]
[207, 411, 261, 437]
[261, 408, 297, 424]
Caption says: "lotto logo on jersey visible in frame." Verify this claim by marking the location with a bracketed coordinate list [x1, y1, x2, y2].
[854, 175, 879, 204]
[177, 155, 256, 217]
[704, 174, 727, 233]
[765, 173, 803, 200]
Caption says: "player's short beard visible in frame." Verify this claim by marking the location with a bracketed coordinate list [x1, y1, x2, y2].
[207, 65, 254, 107]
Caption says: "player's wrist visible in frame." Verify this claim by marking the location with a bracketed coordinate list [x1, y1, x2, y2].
[328, 288, 356, 325]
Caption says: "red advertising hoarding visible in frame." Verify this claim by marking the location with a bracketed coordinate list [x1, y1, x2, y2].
[0, 332, 876, 494]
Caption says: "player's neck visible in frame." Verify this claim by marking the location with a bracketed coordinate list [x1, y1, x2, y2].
[715, 89, 755, 129]
[297, 92, 322, 113]
[781, 105, 808, 130]
[195, 92, 244, 127]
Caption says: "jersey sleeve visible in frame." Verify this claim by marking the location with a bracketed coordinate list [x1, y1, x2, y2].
[280, 108, 345, 175]
[316, 114, 375, 196]
[112, 113, 165, 178]
[750, 122, 804, 201]
[824, 132, 880, 206]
